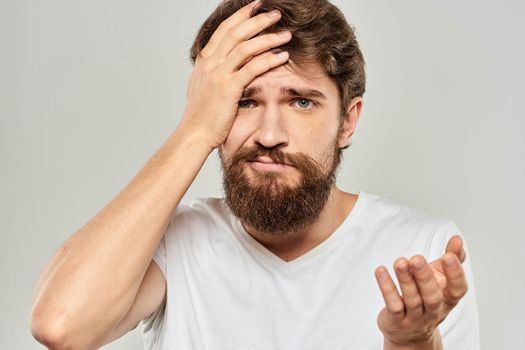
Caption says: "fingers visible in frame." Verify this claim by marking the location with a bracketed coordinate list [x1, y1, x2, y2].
[200, 0, 262, 59]
[393, 258, 424, 318]
[375, 266, 405, 319]
[214, 9, 284, 61]
[445, 235, 467, 263]
[409, 255, 443, 320]
[375, 249, 469, 336]
[440, 252, 468, 313]
[224, 30, 292, 72]
[235, 50, 290, 87]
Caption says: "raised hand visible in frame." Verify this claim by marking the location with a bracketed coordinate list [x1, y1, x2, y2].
[374, 235, 469, 348]
[180, 0, 292, 150]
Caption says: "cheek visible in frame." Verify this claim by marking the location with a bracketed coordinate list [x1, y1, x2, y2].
[295, 123, 338, 157]
[300, 121, 334, 145]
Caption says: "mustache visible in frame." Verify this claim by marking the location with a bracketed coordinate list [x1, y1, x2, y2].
[227, 146, 318, 169]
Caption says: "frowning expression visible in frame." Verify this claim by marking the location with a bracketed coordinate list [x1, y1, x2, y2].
[219, 60, 349, 185]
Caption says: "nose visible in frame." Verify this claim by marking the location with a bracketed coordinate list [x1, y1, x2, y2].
[253, 104, 289, 149]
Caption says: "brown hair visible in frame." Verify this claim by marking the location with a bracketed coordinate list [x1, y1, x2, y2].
[189, 0, 366, 119]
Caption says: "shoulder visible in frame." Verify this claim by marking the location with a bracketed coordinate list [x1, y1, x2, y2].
[361, 191, 451, 229]
[163, 197, 233, 240]
[359, 191, 462, 259]
[168, 197, 227, 222]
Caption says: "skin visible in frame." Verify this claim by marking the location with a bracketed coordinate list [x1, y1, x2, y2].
[376, 236, 468, 349]
[182, 1, 470, 349]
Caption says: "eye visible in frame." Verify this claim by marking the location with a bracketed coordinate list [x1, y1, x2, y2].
[238, 100, 254, 109]
[293, 98, 316, 109]
[238, 98, 317, 110]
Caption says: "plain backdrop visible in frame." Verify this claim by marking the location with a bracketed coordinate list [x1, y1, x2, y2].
[1, 0, 523, 348]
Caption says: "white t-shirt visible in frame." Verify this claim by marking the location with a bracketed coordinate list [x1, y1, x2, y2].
[140, 190, 479, 349]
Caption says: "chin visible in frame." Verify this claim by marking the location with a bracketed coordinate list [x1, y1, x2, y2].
[246, 169, 300, 189]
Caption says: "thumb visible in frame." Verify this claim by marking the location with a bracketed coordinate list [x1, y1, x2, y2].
[445, 235, 467, 263]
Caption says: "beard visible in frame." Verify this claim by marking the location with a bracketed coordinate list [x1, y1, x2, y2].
[220, 140, 342, 238]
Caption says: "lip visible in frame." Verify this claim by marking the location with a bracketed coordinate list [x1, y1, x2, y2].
[249, 161, 292, 172]
[247, 156, 293, 172]
[254, 156, 279, 164]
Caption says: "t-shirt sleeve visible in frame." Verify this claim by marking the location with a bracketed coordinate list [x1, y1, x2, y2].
[151, 232, 167, 280]
[140, 220, 171, 348]
[428, 220, 480, 350]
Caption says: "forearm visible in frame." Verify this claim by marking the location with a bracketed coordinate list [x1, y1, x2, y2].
[30, 123, 212, 346]
[384, 330, 443, 350]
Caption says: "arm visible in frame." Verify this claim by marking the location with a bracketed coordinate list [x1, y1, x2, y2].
[29, 124, 212, 349]
[29, 0, 292, 348]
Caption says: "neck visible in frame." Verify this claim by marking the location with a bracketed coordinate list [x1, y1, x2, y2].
[241, 186, 358, 261]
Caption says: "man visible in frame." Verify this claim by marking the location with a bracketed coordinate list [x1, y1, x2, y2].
[30, 0, 479, 349]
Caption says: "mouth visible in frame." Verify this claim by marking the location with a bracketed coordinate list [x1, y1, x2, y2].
[247, 156, 293, 172]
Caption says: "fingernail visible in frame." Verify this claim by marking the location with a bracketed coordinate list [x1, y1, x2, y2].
[267, 9, 281, 18]
[445, 255, 457, 267]
[276, 51, 288, 59]
[377, 267, 389, 282]
[277, 30, 290, 38]
[251, 0, 261, 8]
[398, 262, 408, 273]
[412, 258, 425, 271]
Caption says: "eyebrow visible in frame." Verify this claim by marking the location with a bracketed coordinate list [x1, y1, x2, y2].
[241, 86, 328, 100]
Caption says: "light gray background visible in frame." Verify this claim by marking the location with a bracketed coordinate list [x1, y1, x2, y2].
[1, 0, 523, 348]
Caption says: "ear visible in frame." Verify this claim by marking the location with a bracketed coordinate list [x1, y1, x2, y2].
[337, 97, 363, 148]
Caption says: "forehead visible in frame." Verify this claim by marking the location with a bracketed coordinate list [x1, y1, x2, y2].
[245, 60, 337, 96]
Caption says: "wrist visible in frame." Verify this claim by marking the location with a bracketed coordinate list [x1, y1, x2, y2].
[383, 330, 442, 350]
[172, 121, 217, 154]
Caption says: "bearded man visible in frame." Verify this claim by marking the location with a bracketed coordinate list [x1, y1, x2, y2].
[30, 1, 479, 349]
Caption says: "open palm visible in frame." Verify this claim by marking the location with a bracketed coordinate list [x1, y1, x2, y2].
[374, 235, 468, 345]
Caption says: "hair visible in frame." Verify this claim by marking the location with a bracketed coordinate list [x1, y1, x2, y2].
[190, 0, 366, 150]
